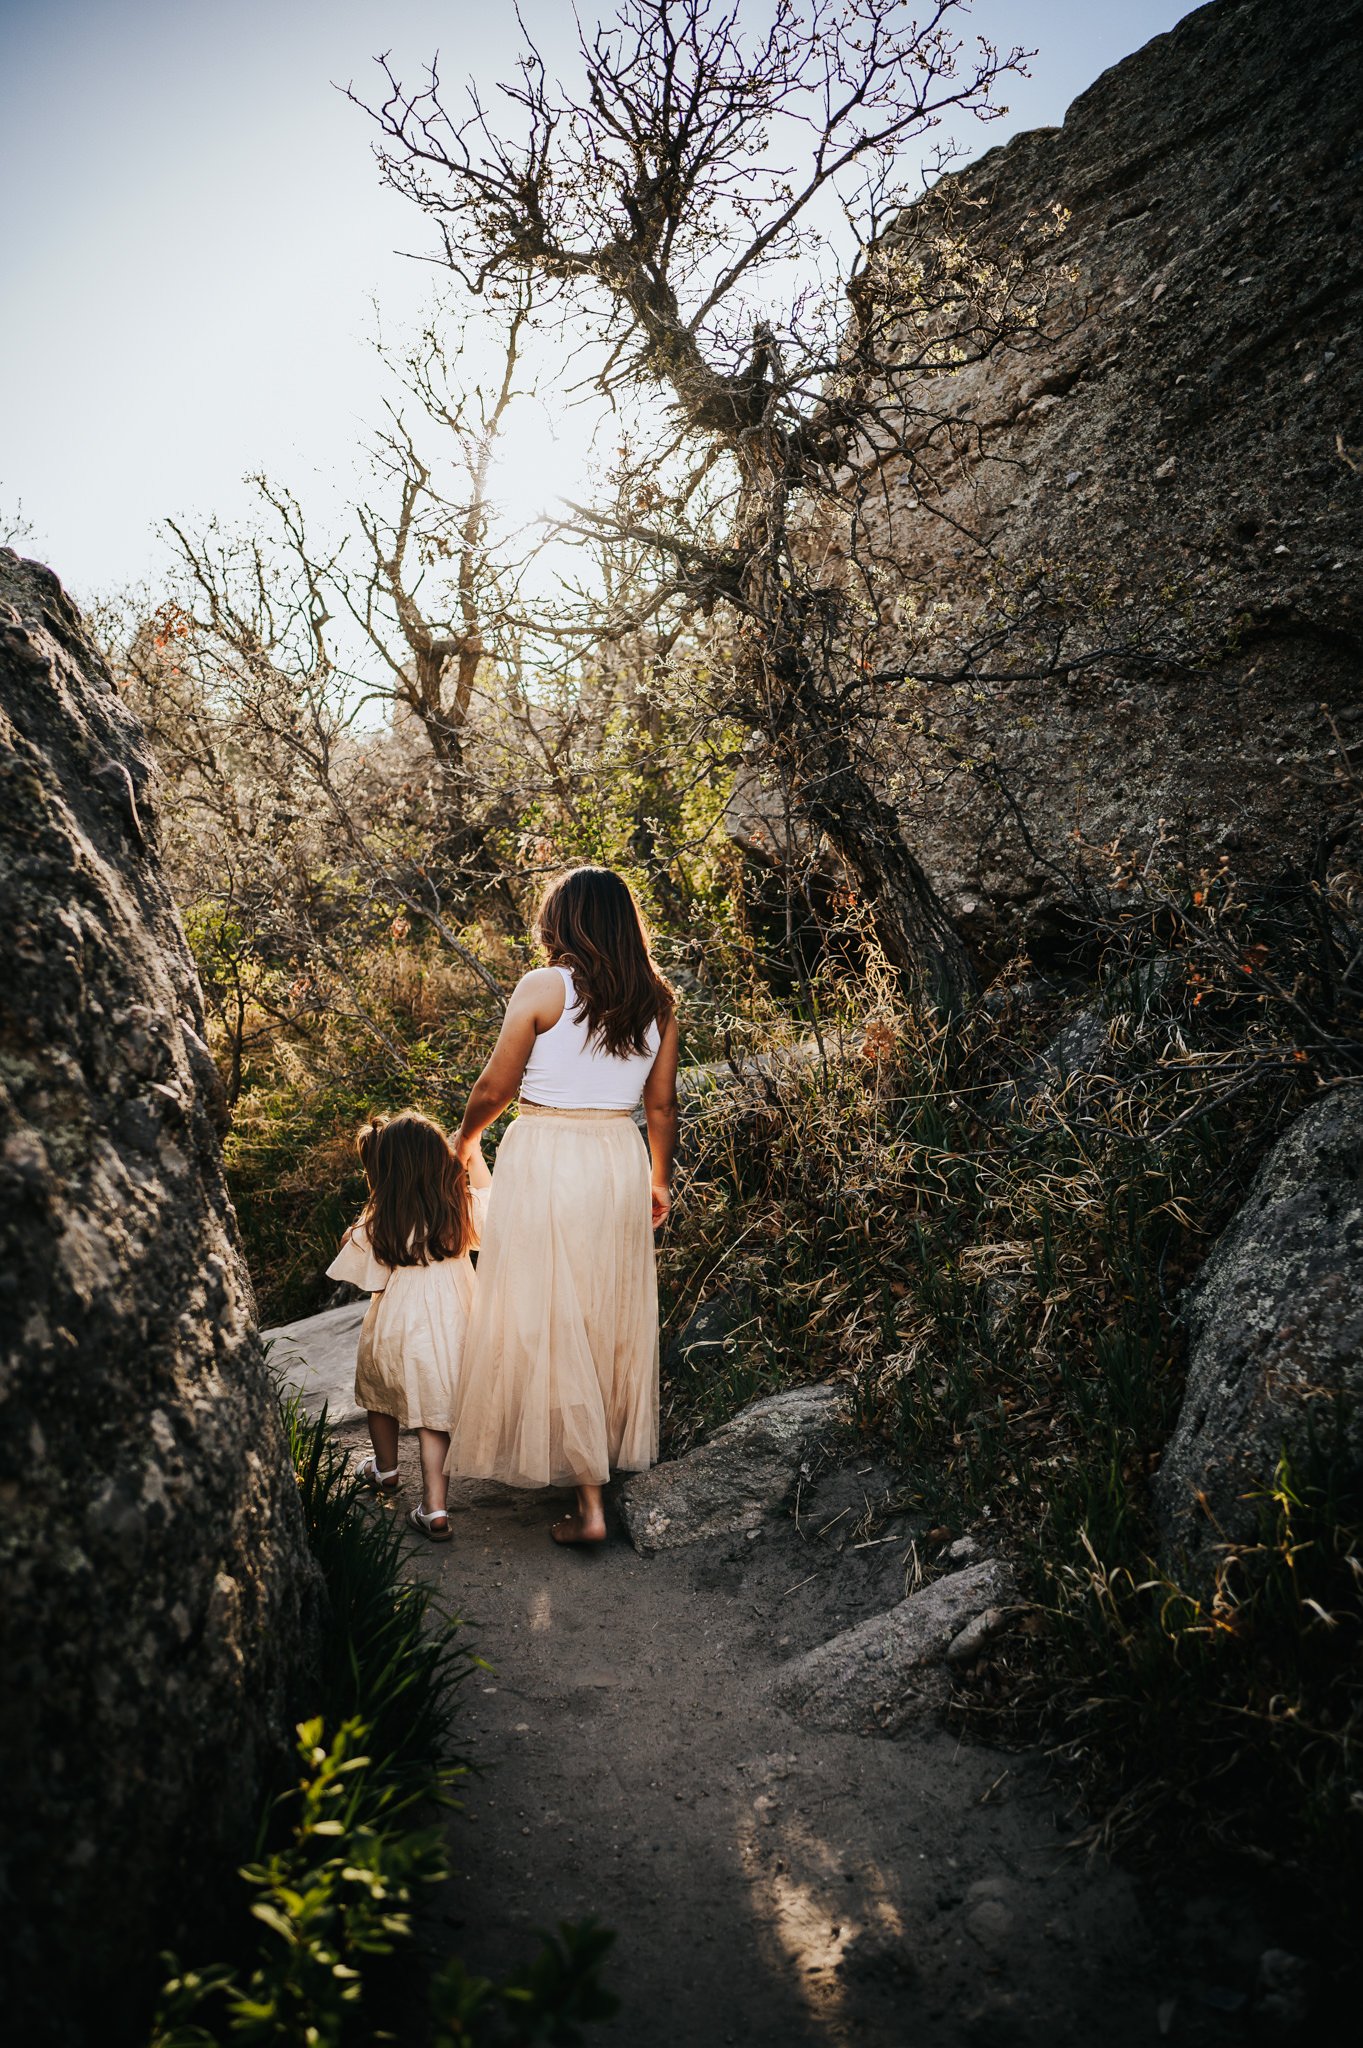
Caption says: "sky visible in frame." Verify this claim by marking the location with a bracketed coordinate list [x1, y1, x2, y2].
[0, 0, 1201, 605]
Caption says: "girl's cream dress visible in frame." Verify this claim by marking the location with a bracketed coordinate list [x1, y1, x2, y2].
[327, 1186, 490, 1431]
[446, 967, 661, 1488]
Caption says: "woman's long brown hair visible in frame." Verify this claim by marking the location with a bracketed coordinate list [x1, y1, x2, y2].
[538, 866, 675, 1058]
[356, 1111, 470, 1267]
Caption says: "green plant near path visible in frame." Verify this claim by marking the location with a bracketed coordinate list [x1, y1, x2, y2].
[286, 1403, 473, 1813]
[427, 1922, 620, 2048]
[152, 1717, 447, 2047]
[150, 1402, 617, 2047]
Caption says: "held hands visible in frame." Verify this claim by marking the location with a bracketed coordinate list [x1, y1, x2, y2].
[651, 1181, 672, 1231]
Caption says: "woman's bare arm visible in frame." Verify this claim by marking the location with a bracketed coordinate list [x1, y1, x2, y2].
[642, 1014, 680, 1229]
[454, 969, 565, 1160]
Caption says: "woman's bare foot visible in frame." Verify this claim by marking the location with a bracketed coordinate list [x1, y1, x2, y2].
[551, 1485, 607, 1545]
[550, 1508, 608, 1545]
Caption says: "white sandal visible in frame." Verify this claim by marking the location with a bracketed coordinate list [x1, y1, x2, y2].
[356, 1454, 400, 1494]
[408, 1504, 451, 1544]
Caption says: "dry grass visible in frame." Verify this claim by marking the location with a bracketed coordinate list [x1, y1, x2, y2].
[657, 912, 1363, 1945]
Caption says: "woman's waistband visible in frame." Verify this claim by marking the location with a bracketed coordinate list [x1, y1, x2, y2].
[518, 1098, 636, 1121]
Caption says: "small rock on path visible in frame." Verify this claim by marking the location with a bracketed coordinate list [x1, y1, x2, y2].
[617, 1384, 846, 1553]
[773, 1559, 1017, 1735]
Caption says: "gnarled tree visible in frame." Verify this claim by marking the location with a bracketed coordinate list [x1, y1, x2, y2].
[116, 296, 551, 1042]
[359, 0, 1057, 1007]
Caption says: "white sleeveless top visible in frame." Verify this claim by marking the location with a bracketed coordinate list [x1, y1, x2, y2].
[521, 967, 661, 1110]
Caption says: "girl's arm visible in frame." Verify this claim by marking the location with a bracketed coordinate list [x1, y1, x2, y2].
[465, 1142, 492, 1189]
[642, 1014, 680, 1230]
[454, 969, 565, 1162]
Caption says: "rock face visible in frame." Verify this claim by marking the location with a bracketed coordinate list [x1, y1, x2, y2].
[0, 552, 317, 2042]
[617, 1383, 847, 1553]
[1155, 1087, 1363, 1587]
[743, 0, 1363, 958]
[773, 1559, 1016, 1735]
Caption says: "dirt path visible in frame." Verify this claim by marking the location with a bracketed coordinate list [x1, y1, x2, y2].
[336, 1421, 1268, 2047]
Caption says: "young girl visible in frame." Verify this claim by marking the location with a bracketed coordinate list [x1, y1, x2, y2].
[328, 1110, 491, 1542]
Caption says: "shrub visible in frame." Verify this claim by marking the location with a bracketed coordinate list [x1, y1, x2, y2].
[221, 945, 509, 1324]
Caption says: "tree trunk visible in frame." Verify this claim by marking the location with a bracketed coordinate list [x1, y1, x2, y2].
[797, 750, 977, 1014]
[737, 475, 977, 1014]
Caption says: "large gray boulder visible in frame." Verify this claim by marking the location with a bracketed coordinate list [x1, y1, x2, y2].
[264, 1298, 368, 1422]
[0, 553, 317, 2043]
[773, 1559, 1016, 1734]
[740, 0, 1363, 957]
[617, 1383, 847, 1553]
[1155, 1087, 1363, 1588]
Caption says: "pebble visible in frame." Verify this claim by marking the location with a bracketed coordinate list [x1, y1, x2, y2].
[1251, 1949, 1316, 2037]
[962, 1874, 1016, 1953]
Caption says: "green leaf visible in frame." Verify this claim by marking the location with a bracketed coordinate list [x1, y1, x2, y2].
[248, 1901, 297, 1944]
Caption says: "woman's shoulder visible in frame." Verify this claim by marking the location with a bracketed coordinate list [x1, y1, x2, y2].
[517, 964, 568, 993]
[513, 964, 570, 1026]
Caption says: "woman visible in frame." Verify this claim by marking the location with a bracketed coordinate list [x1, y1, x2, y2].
[447, 866, 679, 1543]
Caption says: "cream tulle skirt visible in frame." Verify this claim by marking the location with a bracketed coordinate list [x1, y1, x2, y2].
[445, 1105, 659, 1488]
